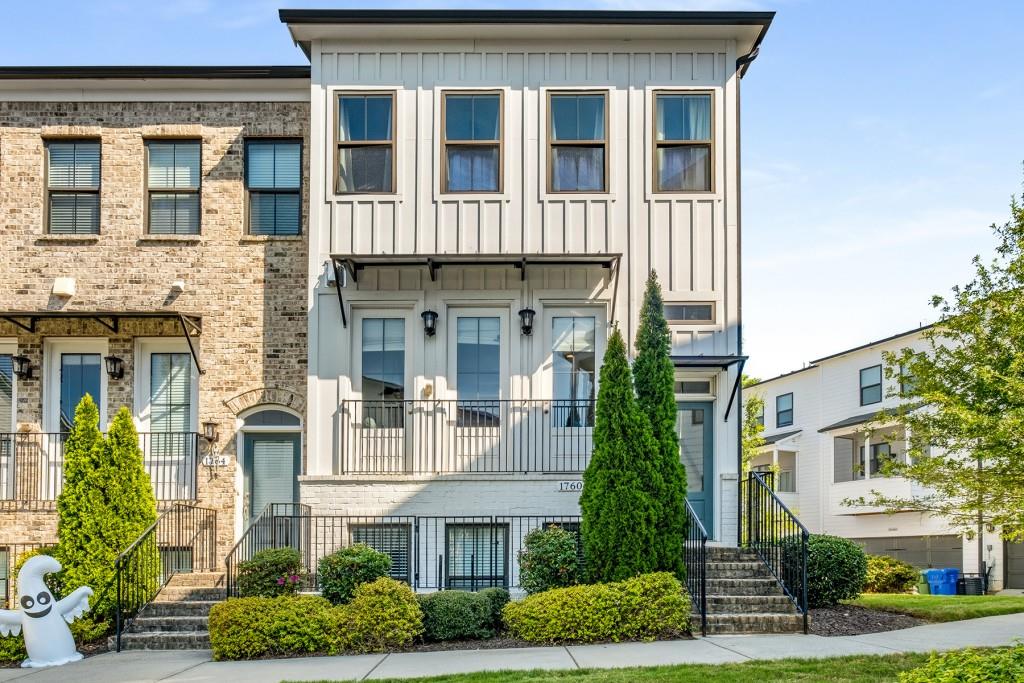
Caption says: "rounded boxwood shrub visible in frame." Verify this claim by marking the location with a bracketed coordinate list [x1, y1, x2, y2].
[417, 591, 495, 642]
[864, 554, 919, 594]
[518, 526, 581, 595]
[785, 534, 867, 608]
[236, 547, 305, 598]
[318, 543, 391, 605]
[503, 572, 690, 644]
[898, 645, 1024, 682]
[478, 587, 510, 631]
[337, 577, 423, 652]
[208, 595, 340, 660]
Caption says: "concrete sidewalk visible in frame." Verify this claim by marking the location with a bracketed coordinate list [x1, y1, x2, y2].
[2, 612, 1022, 683]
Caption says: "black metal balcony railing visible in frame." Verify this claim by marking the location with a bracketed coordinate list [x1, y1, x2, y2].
[339, 399, 595, 474]
[0, 432, 199, 505]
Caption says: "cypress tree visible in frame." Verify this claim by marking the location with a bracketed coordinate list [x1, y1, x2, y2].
[634, 270, 688, 580]
[580, 328, 662, 582]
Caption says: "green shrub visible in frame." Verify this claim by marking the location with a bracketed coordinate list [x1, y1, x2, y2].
[236, 547, 304, 598]
[865, 554, 919, 594]
[318, 544, 391, 605]
[417, 591, 495, 642]
[208, 596, 339, 660]
[338, 577, 423, 652]
[0, 635, 27, 665]
[898, 645, 1024, 682]
[13, 545, 63, 597]
[785, 534, 867, 608]
[478, 587, 510, 631]
[503, 572, 690, 644]
[518, 526, 581, 595]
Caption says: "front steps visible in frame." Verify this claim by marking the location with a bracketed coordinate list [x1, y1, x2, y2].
[696, 548, 806, 634]
[110, 572, 224, 650]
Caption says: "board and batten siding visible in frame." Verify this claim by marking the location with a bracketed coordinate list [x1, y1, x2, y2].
[307, 39, 740, 357]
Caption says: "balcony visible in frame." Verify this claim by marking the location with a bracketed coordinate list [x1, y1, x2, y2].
[339, 399, 595, 474]
[0, 432, 199, 507]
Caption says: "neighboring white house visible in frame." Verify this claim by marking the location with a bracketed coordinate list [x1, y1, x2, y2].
[748, 325, 1019, 591]
[283, 8, 773, 587]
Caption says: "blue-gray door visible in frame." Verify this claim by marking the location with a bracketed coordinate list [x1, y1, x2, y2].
[243, 433, 300, 525]
[677, 401, 714, 534]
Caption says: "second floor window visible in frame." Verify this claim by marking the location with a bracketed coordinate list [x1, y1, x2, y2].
[860, 365, 882, 405]
[654, 92, 712, 192]
[337, 93, 394, 193]
[246, 140, 301, 236]
[443, 93, 501, 192]
[755, 404, 765, 427]
[146, 140, 200, 235]
[776, 392, 793, 427]
[548, 93, 607, 193]
[47, 140, 100, 234]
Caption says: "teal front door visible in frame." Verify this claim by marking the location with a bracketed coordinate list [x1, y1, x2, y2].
[677, 402, 714, 534]
[243, 433, 301, 525]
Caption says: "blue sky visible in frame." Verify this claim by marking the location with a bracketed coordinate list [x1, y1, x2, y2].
[2, 1, 1021, 378]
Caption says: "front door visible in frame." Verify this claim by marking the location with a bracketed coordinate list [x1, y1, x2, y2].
[677, 401, 714, 534]
[242, 433, 300, 525]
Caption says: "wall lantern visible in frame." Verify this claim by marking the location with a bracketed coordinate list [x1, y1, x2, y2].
[11, 355, 33, 380]
[202, 421, 219, 443]
[421, 310, 439, 337]
[103, 355, 124, 380]
[518, 308, 536, 336]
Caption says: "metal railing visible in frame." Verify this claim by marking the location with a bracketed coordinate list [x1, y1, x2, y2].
[114, 503, 217, 651]
[339, 399, 595, 474]
[0, 542, 52, 608]
[0, 432, 199, 506]
[683, 498, 708, 636]
[225, 507, 584, 597]
[741, 471, 809, 634]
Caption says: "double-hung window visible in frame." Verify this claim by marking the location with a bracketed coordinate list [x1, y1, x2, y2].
[860, 365, 882, 405]
[246, 140, 301, 236]
[336, 93, 394, 193]
[146, 140, 200, 234]
[442, 92, 502, 192]
[776, 393, 793, 428]
[46, 140, 100, 234]
[654, 92, 713, 192]
[548, 92, 607, 193]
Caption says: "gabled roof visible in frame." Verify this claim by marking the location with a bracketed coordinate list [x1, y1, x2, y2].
[810, 324, 934, 364]
[762, 429, 802, 445]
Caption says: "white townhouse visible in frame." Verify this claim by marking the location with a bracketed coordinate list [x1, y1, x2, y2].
[283, 9, 773, 589]
[748, 326, 1021, 592]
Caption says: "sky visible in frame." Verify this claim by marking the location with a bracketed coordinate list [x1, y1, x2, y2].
[1, 1, 1021, 379]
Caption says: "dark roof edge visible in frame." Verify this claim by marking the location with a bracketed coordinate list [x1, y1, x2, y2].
[746, 364, 818, 389]
[279, 9, 775, 27]
[0, 66, 311, 80]
[810, 323, 935, 364]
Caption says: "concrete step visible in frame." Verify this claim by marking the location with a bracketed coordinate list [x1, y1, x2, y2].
[109, 631, 211, 650]
[165, 572, 225, 588]
[130, 616, 208, 633]
[703, 613, 806, 634]
[704, 563, 773, 580]
[141, 600, 219, 617]
[706, 595, 797, 615]
[706, 547, 761, 563]
[154, 586, 226, 602]
[705, 578, 783, 596]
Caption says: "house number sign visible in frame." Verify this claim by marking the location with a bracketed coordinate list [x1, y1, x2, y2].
[558, 480, 583, 493]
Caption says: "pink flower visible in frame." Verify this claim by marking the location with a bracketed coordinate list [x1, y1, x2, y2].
[277, 577, 286, 585]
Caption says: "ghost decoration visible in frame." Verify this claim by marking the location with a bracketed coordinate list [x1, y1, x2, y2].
[0, 555, 94, 668]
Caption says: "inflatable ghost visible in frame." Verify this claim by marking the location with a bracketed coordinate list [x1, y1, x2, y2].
[0, 555, 93, 668]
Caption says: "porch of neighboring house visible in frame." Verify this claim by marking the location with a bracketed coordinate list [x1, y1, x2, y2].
[751, 429, 800, 509]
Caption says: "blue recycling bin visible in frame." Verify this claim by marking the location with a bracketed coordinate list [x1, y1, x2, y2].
[925, 568, 946, 595]
[941, 568, 960, 595]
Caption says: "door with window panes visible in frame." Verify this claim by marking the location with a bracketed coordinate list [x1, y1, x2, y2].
[149, 352, 195, 501]
[546, 311, 600, 471]
[677, 401, 714, 533]
[353, 314, 410, 473]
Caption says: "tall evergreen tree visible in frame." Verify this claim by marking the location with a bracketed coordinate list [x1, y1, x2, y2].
[580, 328, 662, 582]
[633, 270, 688, 580]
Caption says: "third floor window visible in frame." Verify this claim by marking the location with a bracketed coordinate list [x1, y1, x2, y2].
[337, 93, 394, 193]
[654, 92, 713, 192]
[46, 140, 100, 234]
[548, 92, 607, 193]
[442, 92, 502, 193]
[146, 140, 200, 235]
[860, 365, 882, 405]
[776, 392, 793, 428]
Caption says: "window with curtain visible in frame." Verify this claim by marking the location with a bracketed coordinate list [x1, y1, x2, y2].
[0, 355, 12, 434]
[246, 140, 301, 236]
[654, 93, 712, 192]
[443, 93, 501, 192]
[337, 94, 394, 193]
[47, 140, 100, 234]
[146, 140, 200, 234]
[59, 354, 101, 432]
[552, 316, 596, 427]
[776, 392, 793, 427]
[548, 93, 606, 192]
[361, 318, 405, 428]
[860, 365, 882, 405]
[445, 524, 508, 590]
[456, 317, 501, 426]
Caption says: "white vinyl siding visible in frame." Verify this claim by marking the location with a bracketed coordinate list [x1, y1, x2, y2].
[147, 141, 200, 235]
[47, 141, 100, 234]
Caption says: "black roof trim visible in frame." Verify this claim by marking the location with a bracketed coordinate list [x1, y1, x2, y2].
[746, 364, 818, 388]
[671, 355, 748, 369]
[761, 429, 802, 445]
[0, 66, 311, 80]
[818, 407, 904, 433]
[810, 323, 935, 364]
[279, 9, 775, 27]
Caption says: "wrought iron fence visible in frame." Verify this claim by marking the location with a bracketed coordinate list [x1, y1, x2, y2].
[0, 542, 52, 608]
[339, 399, 595, 474]
[0, 431, 199, 506]
[114, 503, 217, 651]
[741, 471, 809, 633]
[683, 498, 708, 636]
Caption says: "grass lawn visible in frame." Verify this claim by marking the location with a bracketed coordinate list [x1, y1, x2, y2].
[292, 653, 930, 683]
[849, 593, 1024, 622]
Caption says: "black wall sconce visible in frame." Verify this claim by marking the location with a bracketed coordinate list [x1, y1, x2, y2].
[12, 355, 33, 380]
[104, 355, 124, 380]
[421, 310, 439, 337]
[202, 421, 219, 443]
[518, 308, 536, 336]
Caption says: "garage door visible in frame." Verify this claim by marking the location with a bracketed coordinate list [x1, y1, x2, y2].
[851, 535, 963, 570]
[1007, 542, 1024, 589]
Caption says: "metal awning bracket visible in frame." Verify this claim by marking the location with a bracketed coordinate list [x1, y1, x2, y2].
[724, 357, 747, 421]
[177, 314, 205, 375]
[427, 258, 438, 282]
[93, 316, 119, 333]
[1, 316, 34, 333]
[330, 257, 349, 329]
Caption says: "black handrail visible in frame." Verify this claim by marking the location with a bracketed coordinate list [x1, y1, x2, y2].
[224, 502, 310, 597]
[114, 503, 217, 651]
[682, 498, 708, 636]
[741, 471, 809, 633]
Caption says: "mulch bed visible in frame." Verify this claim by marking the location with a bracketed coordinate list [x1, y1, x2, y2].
[810, 604, 925, 637]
